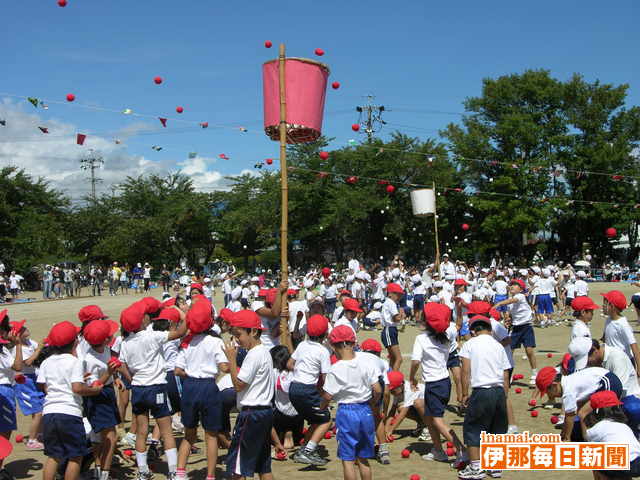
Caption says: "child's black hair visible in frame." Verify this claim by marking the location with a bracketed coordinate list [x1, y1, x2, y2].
[470, 321, 492, 334]
[270, 345, 291, 371]
[425, 323, 449, 345]
[33, 345, 55, 368]
[308, 334, 325, 343]
[583, 405, 628, 429]
[120, 326, 131, 339]
[0, 314, 10, 334]
[152, 319, 171, 332]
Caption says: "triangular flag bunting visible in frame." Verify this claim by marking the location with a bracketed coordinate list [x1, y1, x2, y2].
[123, 109, 133, 115]
[28, 97, 39, 108]
[159, 117, 167, 127]
[188, 152, 197, 159]
[200, 122, 208, 129]
[76, 134, 86, 145]
[152, 145, 162, 151]
[0, 120, 5, 126]
[38, 127, 49, 134]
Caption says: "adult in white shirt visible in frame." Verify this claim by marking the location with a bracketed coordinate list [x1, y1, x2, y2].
[439, 254, 455, 281]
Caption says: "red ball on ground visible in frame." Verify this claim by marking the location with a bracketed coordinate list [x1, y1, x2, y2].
[66, 94, 75, 102]
[154, 76, 162, 84]
[58, 0, 67, 6]
[547, 353, 553, 358]
[264, 40, 273, 48]
[315, 48, 325, 56]
[447, 441, 454, 449]
[123, 449, 133, 456]
[276, 451, 287, 460]
[528, 399, 537, 407]
[332, 81, 340, 89]
[15, 434, 23, 443]
[409, 475, 421, 480]
[176, 106, 184, 114]
[514, 388, 522, 394]
[324, 431, 332, 439]
[551, 415, 559, 424]
[446, 447, 455, 456]
[351, 124, 360, 132]
[531, 410, 539, 417]
[401, 449, 410, 458]
[319, 151, 329, 160]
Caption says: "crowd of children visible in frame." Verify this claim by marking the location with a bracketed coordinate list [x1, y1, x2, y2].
[0, 257, 636, 480]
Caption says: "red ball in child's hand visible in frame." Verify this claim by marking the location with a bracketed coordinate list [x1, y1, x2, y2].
[528, 399, 537, 407]
[14, 374, 26, 384]
[531, 410, 539, 417]
[446, 447, 455, 456]
[410, 475, 421, 480]
[401, 449, 410, 458]
[91, 380, 103, 388]
[386, 434, 395, 443]
[551, 415, 559, 424]
[547, 353, 553, 358]
[447, 441, 454, 449]
[15, 434, 23, 443]
[276, 451, 287, 460]
[324, 431, 332, 439]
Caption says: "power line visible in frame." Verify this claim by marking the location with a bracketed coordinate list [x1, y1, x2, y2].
[355, 95, 387, 142]
[79, 150, 104, 202]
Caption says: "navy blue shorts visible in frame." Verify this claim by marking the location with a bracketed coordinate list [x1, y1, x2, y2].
[289, 382, 330, 425]
[181, 377, 221, 432]
[413, 294, 425, 313]
[424, 377, 451, 417]
[15, 373, 44, 415]
[166, 371, 181, 414]
[447, 351, 460, 369]
[632, 294, 640, 309]
[604, 456, 640, 478]
[494, 294, 508, 312]
[0, 385, 17, 431]
[510, 324, 536, 349]
[43, 413, 89, 461]
[84, 384, 121, 433]
[598, 372, 623, 399]
[325, 298, 337, 316]
[463, 387, 507, 447]
[220, 387, 237, 433]
[273, 409, 304, 445]
[336, 403, 375, 461]
[120, 373, 132, 390]
[131, 384, 171, 419]
[535, 294, 554, 314]
[227, 407, 273, 477]
[381, 326, 399, 348]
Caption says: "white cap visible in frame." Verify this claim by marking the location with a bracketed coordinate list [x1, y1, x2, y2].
[240, 279, 248, 286]
[519, 269, 528, 276]
[391, 268, 401, 278]
[542, 268, 550, 277]
[568, 336, 592, 370]
[203, 277, 211, 283]
[251, 276, 259, 282]
[231, 286, 242, 300]
[532, 266, 541, 274]
[303, 279, 314, 288]
[429, 295, 440, 302]
[577, 270, 587, 278]
[373, 301, 382, 310]
[434, 281, 444, 288]
[442, 253, 449, 257]
[411, 274, 421, 284]
[137, 263, 142, 268]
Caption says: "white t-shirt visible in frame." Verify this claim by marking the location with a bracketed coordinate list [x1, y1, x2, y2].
[37, 353, 85, 417]
[381, 297, 399, 328]
[321, 284, 337, 300]
[288, 300, 309, 336]
[570, 320, 592, 340]
[438, 290, 454, 310]
[119, 330, 170, 386]
[228, 300, 242, 313]
[586, 420, 640, 462]
[536, 277, 557, 295]
[175, 334, 228, 378]
[446, 323, 459, 353]
[217, 373, 233, 390]
[163, 339, 180, 372]
[604, 317, 636, 360]
[274, 369, 297, 417]
[332, 306, 344, 325]
[393, 380, 425, 408]
[560, 367, 610, 413]
[459, 334, 510, 389]
[355, 351, 389, 384]
[411, 332, 450, 382]
[203, 285, 213, 299]
[0, 348, 15, 385]
[508, 293, 533, 326]
[222, 279, 232, 295]
[351, 281, 365, 301]
[323, 355, 378, 404]
[372, 277, 386, 300]
[366, 310, 382, 324]
[566, 283, 576, 299]
[603, 345, 640, 397]
[81, 347, 113, 386]
[18, 339, 38, 375]
[490, 319, 514, 368]
[143, 268, 151, 279]
[335, 316, 358, 336]
[237, 345, 274, 407]
[252, 301, 281, 350]
[291, 340, 331, 385]
[493, 280, 508, 296]
[574, 279, 589, 297]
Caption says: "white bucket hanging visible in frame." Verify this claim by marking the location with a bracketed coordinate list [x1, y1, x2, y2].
[410, 189, 436, 216]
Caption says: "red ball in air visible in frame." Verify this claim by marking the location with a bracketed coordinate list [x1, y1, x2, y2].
[386, 185, 396, 194]
[528, 399, 537, 407]
[401, 449, 410, 458]
[154, 76, 163, 85]
[315, 48, 325, 56]
[446, 447, 455, 456]
[58, 0, 67, 6]
[351, 124, 360, 132]
[606, 227, 617, 239]
[264, 40, 273, 48]
[547, 353, 553, 358]
[514, 388, 522, 394]
[66, 93, 75, 102]
[15, 434, 23, 443]
[551, 415, 559, 424]
[266, 158, 273, 165]
[531, 410, 539, 418]
[332, 82, 340, 90]
[410, 475, 421, 480]
[324, 431, 332, 439]
[319, 151, 329, 160]
[461, 223, 470, 231]
[176, 106, 184, 114]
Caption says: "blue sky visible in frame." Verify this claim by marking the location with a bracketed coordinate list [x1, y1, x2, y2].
[0, 0, 637, 199]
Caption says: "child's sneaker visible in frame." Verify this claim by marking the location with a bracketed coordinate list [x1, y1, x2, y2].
[422, 447, 448, 462]
[25, 439, 44, 451]
[486, 470, 502, 478]
[507, 425, 519, 435]
[458, 464, 485, 479]
[418, 428, 432, 442]
[293, 448, 328, 466]
[136, 472, 153, 480]
[377, 445, 391, 465]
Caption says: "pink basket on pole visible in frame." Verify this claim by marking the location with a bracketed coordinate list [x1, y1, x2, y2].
[263, 57, 330, 144]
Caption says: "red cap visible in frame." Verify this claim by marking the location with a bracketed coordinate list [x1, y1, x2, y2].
[535, 366, 559, 395]
[190, 283, 204, 292]
[424, 302, 451, 333]
[257, 289, 269, 298]
[361, 338, 382, 353]
[488, 308, 500, 321]
[387, 370, 404, 390]
[601, 290, 627, 311]
[287, 289, 299, 296]
[83, 320, 119, 346]
[321, 267, 331, 278]
[590, 390, 622, 409]
[571, 296, 600, 311]
[120, 303, 146, 333]
[307, 314, 329, 336]
[386, 283, 404, 294]
[469, 315, 491, 327]
[140, 297, 162, 315]
[339, 289, 352, 296]
[0, 310, 7, 324]
[162, 297, 177, 307]
[510, 279, 526, 290]
[157, 308, 181, 323]
[230, 310, 263, 330]
[466, 301, 491, 316]
[265, 288, 278, 305]
[0, 435, 12, 460]
[186, 302, 213, 334]
[454, 278, 468, 286]
[328, 325, 356, 344]
[47, 321, 80, 347]
[343, 298, 363, 313]
[78, 305, 108, 323]
[218, 308, 234, 323]
[9, 320, 26, 336]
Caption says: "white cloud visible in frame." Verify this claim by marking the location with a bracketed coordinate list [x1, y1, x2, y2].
[0, 100, 239, 200]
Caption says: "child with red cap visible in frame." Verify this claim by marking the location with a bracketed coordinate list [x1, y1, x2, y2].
[174, 302, 229, 480]
[601, 290, 640, 368]
[0, 310, 22, 476]
[289, 314, 332, 466]
[409, 302, 456, 462]
[118, 302, 188, 480]
[224, 310, 275, 480]
[570, 296, 599, 340]
[37, 321, 105, 480]
[335, 298, 362, 336]
[384, 370, 427, 442]
[80, 319, 121, 480]
[77, 305, 109, 357]
[381, 283, 405, 371]
[321, 325, 382, 480]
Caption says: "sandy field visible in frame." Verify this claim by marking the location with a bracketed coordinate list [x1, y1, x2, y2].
[2, 281, 638, 480]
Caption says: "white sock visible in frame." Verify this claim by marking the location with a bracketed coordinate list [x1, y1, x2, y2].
[305, 441, 318, 452]
[135, 451, 149, 473]
[165, 447, 178, 473]
[100, 471, 110, 480]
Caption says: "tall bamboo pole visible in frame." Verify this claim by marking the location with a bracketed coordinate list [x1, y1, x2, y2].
[433, 181, 441, 269]
[278, 44, 292, 351]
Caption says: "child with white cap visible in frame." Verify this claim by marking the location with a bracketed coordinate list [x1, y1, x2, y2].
[574, 271, 589, 297]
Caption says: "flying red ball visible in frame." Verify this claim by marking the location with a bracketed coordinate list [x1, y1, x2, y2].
[66, 93, 75, 102]
[401, 449, 410, 458]
[346, 176, 358, 184]
[176, 106, 184, 114]
[319, 151, 329, 160]
[154, 76, 163, 85]
[462, 223, 470, 231]
[351, 124, 360, 132]
[386, 185, 396, 194]
[264, 40, 273, 48]
[332, 82, 340, 90]
[606, 227, 617, 238]
[58, 0, 67, 6]
[265, 158, 273, 165]
[531, 411, 539, 417]
[315, 48, 325, 56]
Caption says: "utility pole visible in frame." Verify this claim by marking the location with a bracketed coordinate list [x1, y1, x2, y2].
[355, 95, 386, 142]
[80, 150, 104, 202]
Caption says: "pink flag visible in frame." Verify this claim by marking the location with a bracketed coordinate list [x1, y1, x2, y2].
[77, 133, 86, 145]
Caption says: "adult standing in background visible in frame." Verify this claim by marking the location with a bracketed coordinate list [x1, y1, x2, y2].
[109, 262, 121, 296]
[161, 264, 171, 292]
[143, 262, 152, 292]
[132, 263, 143, 293]
[90, 265, 103, 296]
[42, 265, 53, 299]
[119, 265, 129, 295]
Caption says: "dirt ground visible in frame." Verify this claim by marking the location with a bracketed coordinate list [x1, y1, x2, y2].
[3, 281, 639, 479]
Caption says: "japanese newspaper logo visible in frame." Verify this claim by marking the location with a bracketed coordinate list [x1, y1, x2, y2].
[480, 431, 629, 470]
